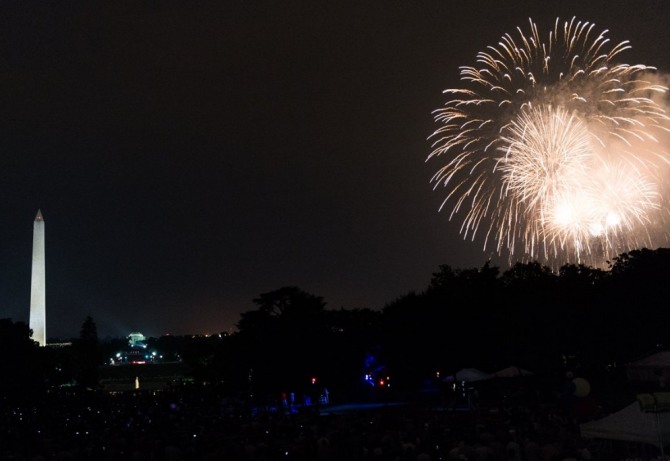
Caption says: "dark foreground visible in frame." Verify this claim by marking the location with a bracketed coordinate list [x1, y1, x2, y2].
[2, 382, 653, 461]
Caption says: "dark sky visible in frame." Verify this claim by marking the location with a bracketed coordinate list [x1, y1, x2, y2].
[0, 0, 668, 339]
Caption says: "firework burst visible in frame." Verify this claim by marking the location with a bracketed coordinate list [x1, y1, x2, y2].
[428, 17, 670, 267]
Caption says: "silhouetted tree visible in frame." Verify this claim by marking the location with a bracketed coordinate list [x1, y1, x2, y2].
[606, 248, 670, 358]
[554, 263, 610, 368]
[236, 287, 330, 394]
[382, 291, 440, 390]
[0, 319, 44, 398]
[428, 264, 459, 292]
[72, 316, 101, 389]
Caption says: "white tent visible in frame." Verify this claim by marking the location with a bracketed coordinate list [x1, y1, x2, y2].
[443, 368, 492, 383]
[493, 366, 533, 378]
[626, 351, 670, 383]
[580, 402, 670, 448]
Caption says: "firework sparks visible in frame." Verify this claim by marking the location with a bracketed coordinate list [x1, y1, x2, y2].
[428, 17, 670, 267]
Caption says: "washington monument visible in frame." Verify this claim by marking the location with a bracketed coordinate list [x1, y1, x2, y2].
[29, 209, 46, 346]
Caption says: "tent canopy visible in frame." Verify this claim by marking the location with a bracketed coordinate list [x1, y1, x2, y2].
[627, 351, 670, 383]
[493, 366, 533, 378]
[444, 368, 492, 383]
[628, 351, 670, 367]
[580, 402, 670, 448]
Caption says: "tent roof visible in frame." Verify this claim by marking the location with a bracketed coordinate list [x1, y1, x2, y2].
[493, 366, 533, 378]
[444, 368, 492, 383]
[580, 402, 670, 448]
[628, 351, 670, 368]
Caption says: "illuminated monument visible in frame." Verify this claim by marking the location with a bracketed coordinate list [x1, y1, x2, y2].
[29, 209, 46, 346]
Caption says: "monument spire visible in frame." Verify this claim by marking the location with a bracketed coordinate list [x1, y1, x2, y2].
[29, 209, 46, 346]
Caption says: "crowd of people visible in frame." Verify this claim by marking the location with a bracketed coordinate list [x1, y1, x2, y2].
[0, 379, 642, 461]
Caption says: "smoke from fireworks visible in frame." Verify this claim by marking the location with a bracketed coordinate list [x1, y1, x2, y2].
[428, 17, 670, 267]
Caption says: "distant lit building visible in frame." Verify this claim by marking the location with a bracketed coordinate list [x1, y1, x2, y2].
[109, 331, 162, 365]
[127, 332, 146, 348]
[99, 332, 189, 392]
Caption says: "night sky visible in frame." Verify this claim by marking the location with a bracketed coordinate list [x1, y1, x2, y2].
[0, 1, 669, 339]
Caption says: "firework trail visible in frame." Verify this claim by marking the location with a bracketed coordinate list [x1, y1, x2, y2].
[428, 17, 670, 267]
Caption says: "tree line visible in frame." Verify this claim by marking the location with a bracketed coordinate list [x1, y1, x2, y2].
[2, 247, 670, 400]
